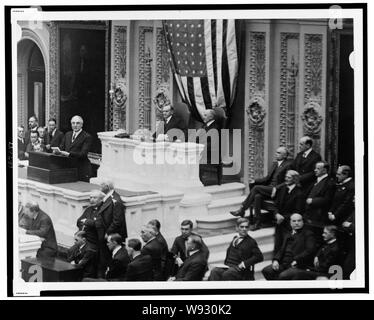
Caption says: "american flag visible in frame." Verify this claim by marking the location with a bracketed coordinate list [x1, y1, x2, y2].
[163, 19, 240, 122]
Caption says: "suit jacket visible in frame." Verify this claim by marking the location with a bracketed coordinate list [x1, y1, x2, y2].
[304, 176, 336, 225]
[224, 234, 264, 270]
[96, 196, 127, 240]
[292, 149, 322, 192]
[274, 184, 305, 217]
[175, 250, 208, 281]
[76, 205, 102, 246]
[60, 130, 92, 181]
[67, 242, 98, 278]
[44, 129, 64, 152]
[196, 120, 222, 165]
[274, 228, 316, 268]
[313, 240, 340, 274]
[26, 210, 58, 254]
[255, 159, 293, 188]
[105, 246, 131, 280]
[154, 114, 187, 142]
[141, 237, 164, 281]
[329, 179, 355, 224]
[170, 233, 210, 262]
[18, 138, 27, 160]
[124, 254, 154, 281]
[156, 232, 169, 271]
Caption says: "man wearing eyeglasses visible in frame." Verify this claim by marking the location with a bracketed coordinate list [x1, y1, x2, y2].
[208, 218, 263, 281]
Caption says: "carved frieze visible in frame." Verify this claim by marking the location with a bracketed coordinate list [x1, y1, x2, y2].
[48, 21, 58, 125]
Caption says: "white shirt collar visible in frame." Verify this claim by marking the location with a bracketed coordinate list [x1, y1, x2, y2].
[165, 115, 172, 124]
[73, 129, 82, 137]
[287, 184, 296, 192]
[317, 173, 328, 184]
[146, 236, 156, 244]
[103, 189, 114, 202]
[188, 249, 199, 256]
[206, 119, 215, 127]
[132, 252, 141, 260]
[327, 238, 337, 245]
[112, 245, 122, 258]
[341, 177, 352, 184]
[79, 243, 86, 250]
[51, 128, 57, 136]
[277, 160, 284, 166]
[303, 148, 312, 157]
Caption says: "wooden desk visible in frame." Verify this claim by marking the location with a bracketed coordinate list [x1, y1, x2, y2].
[21, 257, 83, 282]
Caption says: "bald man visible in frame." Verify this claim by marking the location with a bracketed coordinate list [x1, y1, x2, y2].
[231, 147, 293, 228]
[57, 115, 93, 182]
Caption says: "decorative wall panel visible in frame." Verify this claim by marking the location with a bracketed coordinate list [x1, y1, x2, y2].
[138, 27, 153, 129]
[279, 33, 299, 158]
[303, 34, 323, 153]
[48, 21, 59, 124]
[247, 32, 267, 179]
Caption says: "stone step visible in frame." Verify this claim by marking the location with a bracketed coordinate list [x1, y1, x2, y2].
[207, 196, 247, 216]
[197, 211, 271, 230]
[203, 228, 275, 254]
[207, 242, 274, 265]
[204, 182, 246, 200]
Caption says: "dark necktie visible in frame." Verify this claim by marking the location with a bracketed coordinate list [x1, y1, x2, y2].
[72, 133, 77, 143]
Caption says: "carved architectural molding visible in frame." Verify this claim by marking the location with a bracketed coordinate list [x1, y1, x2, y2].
[138, 27, 153, 129]
[303, 34, 323, 153]
[247, 32, 266, 179]
[279, 33, 299, 157]
[48, 21, 59, 125]
[156, 27, 170, 88]
[112, 26, 127, 131]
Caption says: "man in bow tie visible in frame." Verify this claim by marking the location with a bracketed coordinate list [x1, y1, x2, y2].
[262, 213, 316, 280]
[209, 218, 263, 281]
[291, 136, 322, 195]
[327, 165, 355, 225]
[56, 115, 92, 182]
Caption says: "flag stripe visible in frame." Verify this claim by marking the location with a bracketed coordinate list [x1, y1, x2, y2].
[186, 77, 203, 122]
[221, 19, 231, 108]
[174, 73, 187, 102]
[211, 19, 217, 97]
[226, 19, 239, 105]
[200, 77, 213, 109]
[181, 76, 191, 106]
[193, 77, 207, 116]
[204, 19, 217, 107]
[215, 19, 225, 108]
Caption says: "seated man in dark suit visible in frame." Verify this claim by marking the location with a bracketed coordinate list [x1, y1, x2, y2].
[105, 233, 130, 281]
[304, 161, 336, 244]
[125, 238, 154, 281]
[273, 170, 305, 254]
[44, 118, 64, 153]
[170, 220, 209, 275]
[169, 235, 208, 281]
[67, 230, 98, 279]
[25, 131, 45, 158]
[56, 115, 93, 182]
[342, 203, 355, 280]
[140, 225, 164, 281]
[291, 136, 322, 195]
[209, 218, 263, 281]
[289, 225, 340, 280]
[17, 125, 27, 160]
[327, 165, 355, 225]
[154, 104, 187, 142]
[230, 147, 293, 228]
[22, 202, 58, 259]
[262, 213, 316, 280]
[147, 219, 169, 280]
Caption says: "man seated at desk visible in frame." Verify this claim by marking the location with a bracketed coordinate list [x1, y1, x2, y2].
[21, 202, 58, 259]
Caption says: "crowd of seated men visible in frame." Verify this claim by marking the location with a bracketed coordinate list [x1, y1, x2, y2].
[18, 126, 356, 281]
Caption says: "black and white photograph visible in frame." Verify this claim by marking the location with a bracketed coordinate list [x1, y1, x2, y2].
[2, 1, 369, 298]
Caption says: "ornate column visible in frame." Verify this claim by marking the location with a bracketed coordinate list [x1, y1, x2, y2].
[48, 21, 59, 125]
[247, 31, 267, 179]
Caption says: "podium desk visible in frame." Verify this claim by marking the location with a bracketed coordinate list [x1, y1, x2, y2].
[21, 257, 83, 282]
[27, 152, 78, 184]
